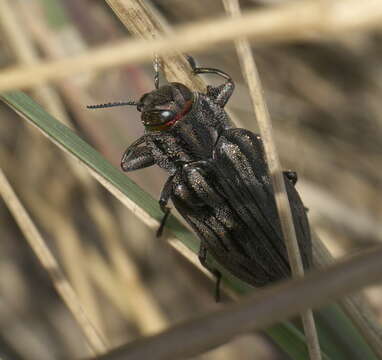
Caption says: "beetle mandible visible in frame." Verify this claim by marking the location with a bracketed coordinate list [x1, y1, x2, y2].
[88, 57, 312, 300]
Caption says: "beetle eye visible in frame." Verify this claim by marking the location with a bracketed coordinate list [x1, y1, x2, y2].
[160, 110, 175, 122]
[142, 109, 177, 128]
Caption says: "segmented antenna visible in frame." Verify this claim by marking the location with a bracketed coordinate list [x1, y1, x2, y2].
[87, 101, 138, 109]
[153, 54, 161, 89]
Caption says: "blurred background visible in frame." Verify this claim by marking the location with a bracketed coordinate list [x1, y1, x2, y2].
[0, 0, 381, 359]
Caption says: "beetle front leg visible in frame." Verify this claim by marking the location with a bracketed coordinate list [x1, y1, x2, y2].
[157, 175, 175, 237]
[121, 136, 155, 172]
[187, 56, 234, 107]
[199, 242, 222, 302]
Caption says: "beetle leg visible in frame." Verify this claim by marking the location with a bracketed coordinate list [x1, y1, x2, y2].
[186, 55, 234, 107]
[199, 242, 222, 302]
[284, 171, 298, 185]
[157, 175, 175, 237]
[283, 171, 308, 215]
[121, 136, 155, 172]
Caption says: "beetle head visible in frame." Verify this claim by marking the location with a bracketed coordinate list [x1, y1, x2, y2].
[137, 82, 193, 131]
[87, 82, 193, 131]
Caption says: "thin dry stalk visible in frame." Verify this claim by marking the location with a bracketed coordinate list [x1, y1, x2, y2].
[104, 0, 205, 91]
[0, 168, 107, 354]
[14, 0, 123, 161]
[0, 0, 381, 92]
[3, 141, 168, 341]
[312, 233, 382, 358]
[341, 296, 382, 358]
[90, 245, 382, 360]
[86, 198, 168, 334]
[87, 248, 168, 335]
[0, 0, 70, 121]
[222, 1, 321, 358]
[38, 201, 108, 337]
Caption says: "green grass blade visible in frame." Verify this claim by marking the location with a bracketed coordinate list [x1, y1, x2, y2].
[2, 91, 377, 360]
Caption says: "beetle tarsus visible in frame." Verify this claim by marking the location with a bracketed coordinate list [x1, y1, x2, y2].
[214, 271, 222, 302]
[157, 207, 171, 238]
[284, 171, 298, 185]
[199, 242, 223, 302]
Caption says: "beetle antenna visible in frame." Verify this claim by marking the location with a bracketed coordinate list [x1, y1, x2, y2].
[153, 54, 161, 89]
[87, 101, 138, 109]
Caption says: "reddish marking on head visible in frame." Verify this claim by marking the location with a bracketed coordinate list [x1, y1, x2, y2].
[147, 99, 193, 131]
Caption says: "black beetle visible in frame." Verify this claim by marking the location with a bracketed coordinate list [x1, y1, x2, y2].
[88, 57, 312, 300]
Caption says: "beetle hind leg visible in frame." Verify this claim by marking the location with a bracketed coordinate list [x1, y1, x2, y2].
[157, 210, 171, 238]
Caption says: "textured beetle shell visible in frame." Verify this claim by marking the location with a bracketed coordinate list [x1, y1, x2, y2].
[171, 128, 311, 286]
[121, 74, 312, 289]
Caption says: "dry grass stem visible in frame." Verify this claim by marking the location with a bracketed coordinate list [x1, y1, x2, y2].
[0, 0, 70, 121]
[0, 168, 108, 354]
[91, 245, 382, 360]
[0, 0, 381, 92]
[25, 192, 108, 338]
[104, 0, 205, 91]
[3, 145, 167, 341]
[14, 0, 126, 161]
[222, 0, 321, 358]
[312, 233, 382, 357]
[87, 249, 168, 335]
[85, 198, 169, 334]
[0, 0, 38, 65]
[341, 296, 382, 359]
